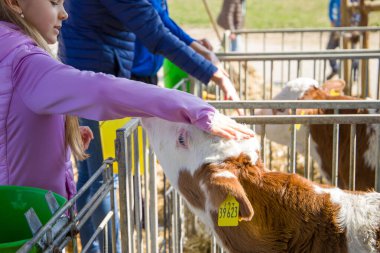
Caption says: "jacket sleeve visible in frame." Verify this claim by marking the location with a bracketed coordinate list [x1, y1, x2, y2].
[98, 0, 216, 84]
[158, 4, 194, 45]
[11, 46, 216, 133]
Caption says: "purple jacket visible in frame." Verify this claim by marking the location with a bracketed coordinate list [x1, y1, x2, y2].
[0, 21, 216, 199]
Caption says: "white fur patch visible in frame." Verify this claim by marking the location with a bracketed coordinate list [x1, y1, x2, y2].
[214, 171, 237, 179]
[314, 185, 380, 253]
[313, 185, 344, 204]
[141, 117, 260, 189]
[204, 137, 261, 166]
[275, 77, 319, 100]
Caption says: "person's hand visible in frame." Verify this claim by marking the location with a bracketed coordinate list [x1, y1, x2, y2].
[210, 113, 254, 140]
[80, 126, 94, 150]
[211, 67, 245, 115]
[197, 38, 213, 51]
[211, 67, 239, 101]
[229, 33, 237, 40]
[190, 41, 220, 65]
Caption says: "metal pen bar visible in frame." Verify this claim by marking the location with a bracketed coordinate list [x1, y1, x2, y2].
[209, 100, 380, 110]
[108, 162, 117, 253]
[81, 212, 114, 253]
[173, 191, 179, 253]
[230, 115, 380, 125]
[217, 54, 380, 63]
[50, 181, 113, 252]
[127, 135, 135, 253]
[304, 125, 311, 179]
[233, 26, 380, 34]
[142, 131, 151, 253]
[116, 128, 129, 253]
[18, 161, 113, 253]
[349, 124, 357, 191]
[332, 114, 340, 187]
[216, 49, 380, 59]
[76, 182, 113, 230]
[375, 124, 380, 192]
[148, 147, 158, 253]
[290, 109, 297, 174]
[133, 130, 143, 253]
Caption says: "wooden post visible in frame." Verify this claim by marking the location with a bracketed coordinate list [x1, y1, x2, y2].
[345, 0, 380, 97]
[359, 0, 369, 97]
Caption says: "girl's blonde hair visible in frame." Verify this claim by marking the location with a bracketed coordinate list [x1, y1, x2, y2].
[0, 1, 89, 161]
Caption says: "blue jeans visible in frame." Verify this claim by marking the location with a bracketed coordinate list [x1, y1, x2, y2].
[327, 31, 359, 79]
[77, 118, 121, 253]
[327, 31, 340, 74]
[230, 36, 238, 52]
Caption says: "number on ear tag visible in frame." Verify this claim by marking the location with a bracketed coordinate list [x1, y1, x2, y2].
[218, 195, 240, 226]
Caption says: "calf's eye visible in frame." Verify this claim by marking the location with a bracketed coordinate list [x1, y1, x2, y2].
[178, 134, 186, 146]
[176, 128, 189, 148]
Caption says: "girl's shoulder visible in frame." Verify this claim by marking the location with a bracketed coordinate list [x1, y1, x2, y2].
[0, 22, 42, 61]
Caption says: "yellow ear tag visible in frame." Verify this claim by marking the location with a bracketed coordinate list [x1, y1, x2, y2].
[329, 89, 340, 96]
[294, 110, 305, 131]
[218, 195, 240, 227]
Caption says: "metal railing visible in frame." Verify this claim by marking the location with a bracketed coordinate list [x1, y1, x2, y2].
[112, 100, 380, 253]
[19, 27, 380, 252]
[20, 100, 380, 252]
[17, 159, 117, 253]
[222, 27, 380, 53]
[188, 49, 380, 100]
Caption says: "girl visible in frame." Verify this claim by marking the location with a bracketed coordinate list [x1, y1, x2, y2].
[0, 0, 253, 200]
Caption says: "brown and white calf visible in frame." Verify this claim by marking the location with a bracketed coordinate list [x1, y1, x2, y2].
[256, 78, 379, 190]
[141, 116, 380, 253]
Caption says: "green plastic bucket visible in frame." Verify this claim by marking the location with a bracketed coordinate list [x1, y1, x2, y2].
[0, 186, 67, 253]
[163, 59, 191, 93]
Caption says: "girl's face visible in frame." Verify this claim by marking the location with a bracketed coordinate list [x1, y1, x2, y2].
[18, 0, 68, 44]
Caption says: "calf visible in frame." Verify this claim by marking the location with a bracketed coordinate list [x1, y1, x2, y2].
[141, 117, 380, 253]
[256, 78, 378, 190]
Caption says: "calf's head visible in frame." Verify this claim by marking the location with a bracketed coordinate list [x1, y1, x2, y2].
[255, 77, 346, 146]
[141, 117, 260, 223]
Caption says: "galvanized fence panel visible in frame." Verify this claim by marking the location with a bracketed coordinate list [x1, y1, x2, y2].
[113, 100, 380, 253]
[17, 159, 117, 253]
[223, 27, 380, 53]
[19, 27, 380, 253]
[20, 101, 380, 253]
[186, 49, 380, 100]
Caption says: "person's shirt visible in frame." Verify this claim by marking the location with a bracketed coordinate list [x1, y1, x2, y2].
[132, 0, 195, 77]
[59, 0, 216, 84]
[217, 0, 245, 31]
[329, 0, 360, 27]
[0, 21, 216, 199]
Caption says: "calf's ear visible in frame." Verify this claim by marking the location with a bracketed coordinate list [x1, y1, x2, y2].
[322, 79, 346, 96]
[206, 173, 254, 221]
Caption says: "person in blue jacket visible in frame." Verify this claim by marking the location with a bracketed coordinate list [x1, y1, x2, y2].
[326, 0, 360, 80]
[131, 0, 218, 84]
[58, 1, 241, 252]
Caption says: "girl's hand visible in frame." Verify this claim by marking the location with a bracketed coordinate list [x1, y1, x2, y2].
[210, 113, 254, 140]
[79, 126, 94, 150]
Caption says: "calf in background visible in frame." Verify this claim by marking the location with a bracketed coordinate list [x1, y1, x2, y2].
[141, 117, 380, 253]
[255, 78, 378, 190]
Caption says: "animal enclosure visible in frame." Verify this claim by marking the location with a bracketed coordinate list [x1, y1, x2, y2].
[19, 27, 380, 253]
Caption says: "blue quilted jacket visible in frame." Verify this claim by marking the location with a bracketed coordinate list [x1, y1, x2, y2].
[132, 0, 194, 77]
[58, 0, 216, 83]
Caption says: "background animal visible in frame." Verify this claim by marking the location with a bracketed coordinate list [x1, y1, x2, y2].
[141, 117, 380, 253]
[255, 78, 378, 190]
